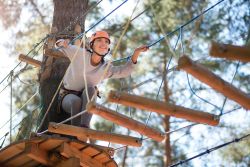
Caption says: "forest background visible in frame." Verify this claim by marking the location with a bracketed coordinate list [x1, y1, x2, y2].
[0, 0, 249, 166]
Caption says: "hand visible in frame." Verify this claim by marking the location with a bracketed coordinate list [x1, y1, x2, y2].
[134, 45, 149, 54]
[132, 45, 149, 63]
[55, 39, 70, 48]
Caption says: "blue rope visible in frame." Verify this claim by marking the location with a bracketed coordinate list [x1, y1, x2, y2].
[0, 132, 9, 149]
[147, 0, 226, 48]
[0, 36, 48, 87]
[0, 0, 105, 89]
[70, 0, 128, 45]
[144, 30, 181, 134]
[0, 43, 44, 94]
[112, 0, 227, 63]
[169, 133, 250, 167]
[219, 61, 240, 116]
[186, 73, 221, 110]
[139, 105, 243, 142]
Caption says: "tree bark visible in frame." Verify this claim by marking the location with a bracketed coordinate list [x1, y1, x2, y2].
[38, 0, 88, 132]
[52, 0, 88, 32]
[163, 56, 172, 166]
[121, 129, 130, 167]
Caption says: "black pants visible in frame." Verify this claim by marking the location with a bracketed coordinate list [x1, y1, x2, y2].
[61, 87, 96, 128]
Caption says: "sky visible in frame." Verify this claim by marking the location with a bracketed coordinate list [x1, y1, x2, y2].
[0, 25, 17, 143]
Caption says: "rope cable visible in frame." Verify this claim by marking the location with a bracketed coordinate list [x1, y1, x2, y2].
[147, 0, 226, 48]
[70, 0, 129, 44]
[219, 61, 240, 116]
[0, 0, 104, 91]
[0, 36, 47, 87]
[169, 133, 250, 167]
[0, 91, 39, 131]
[0, 41, 44, 94]
[113, 105, 243, 151]
[186, 74, 222, 110]
[113, 0, 227, 63]
[36, 1, 129, 132]
[0, 132, 9, 149]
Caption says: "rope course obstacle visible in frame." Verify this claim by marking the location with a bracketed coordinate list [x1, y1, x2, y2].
[0, 0, 249, 166]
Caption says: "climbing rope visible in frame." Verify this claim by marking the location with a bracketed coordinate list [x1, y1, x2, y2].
[56, 0, 104, 35]
[36, 0, 130, 132]
[142, 0, 183, 139]
[113, 0, 227, 63]
[0, 91, 39, 131]
[0, 0, 105, 92]
[1, 2, 247, 164]
[113, 105, 243, 153]
[169, 133, 250, 167]
[0, 41, 44, 95]
[112, 0, 141, 58]
[78, 0, 234, 147]
[71, 0, 129, 44]
[9, 70, 13, 143]
[0, 36, 47, 88]
[0, 132, 9, 149]
[186, 74, 221, 110]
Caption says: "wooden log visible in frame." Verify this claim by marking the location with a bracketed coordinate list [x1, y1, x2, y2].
[58, 142, 102, 167]
[44, 48, 65, 58]
[178, 55, 250, 110]
[25, 142, 51, 166]
[48, 122, 142, 147]
[87, 102, 165, 142]
[210, 42, 250, 62]
[18, 54, 42, 68]
[108, 91, 220, 126]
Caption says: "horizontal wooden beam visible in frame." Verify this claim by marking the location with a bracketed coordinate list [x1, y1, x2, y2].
[48, 122, 142, 147]
[87, 102, 165, 142]
[108, 91, 219, 126]
[44, 48, 65, 58]
[18, 54, 42, 68]
[58, 142, 102, 167]
[25, 142, 51, 166]
[210, 42, 250, 62]
[178, 55, 250, 110]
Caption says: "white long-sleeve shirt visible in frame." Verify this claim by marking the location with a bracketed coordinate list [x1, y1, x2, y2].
[59, 45, 136, 91]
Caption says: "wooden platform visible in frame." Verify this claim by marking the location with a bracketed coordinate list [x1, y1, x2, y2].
[0, 134, 117, 167]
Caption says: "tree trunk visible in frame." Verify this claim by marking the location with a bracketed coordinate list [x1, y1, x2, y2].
[164, 115, 171, 166]
[121, 129, 130, 167]
[38, 0, 88, 132]
[163, 57, 172, 166]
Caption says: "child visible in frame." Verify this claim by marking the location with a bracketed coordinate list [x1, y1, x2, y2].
[56, 30, 148, 128]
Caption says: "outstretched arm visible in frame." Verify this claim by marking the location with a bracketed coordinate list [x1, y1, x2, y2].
[131, 45, 149, 64]
[106, 45, 149, 79]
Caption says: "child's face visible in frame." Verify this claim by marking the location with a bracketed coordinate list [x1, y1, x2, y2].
[92, 37, 110, 55]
